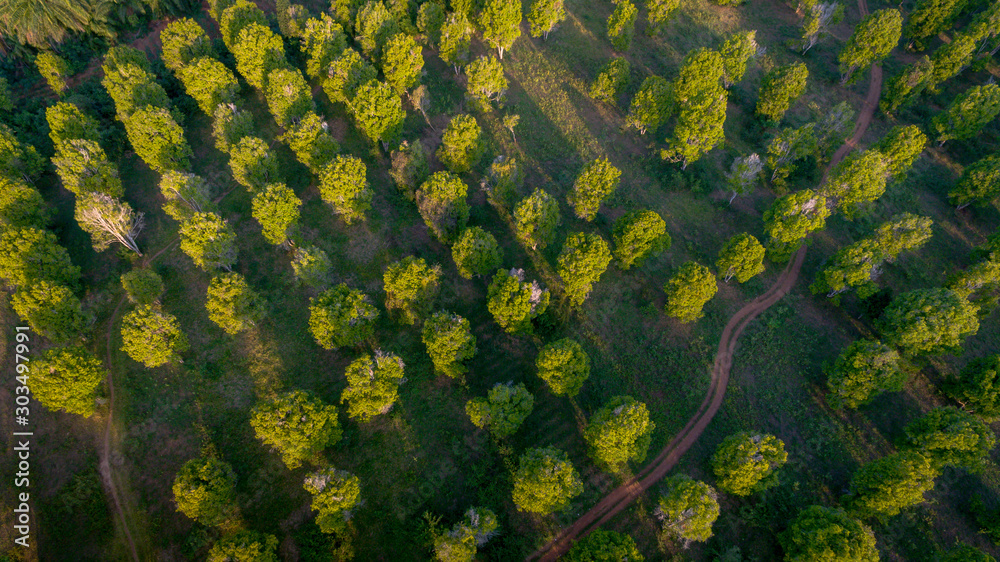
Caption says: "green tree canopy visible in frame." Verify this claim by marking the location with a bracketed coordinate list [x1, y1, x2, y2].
[763, 189, 830, 258]
[844, 450, 938, 518]
[206, 272, 265, 335]
[292, 245, 333, 289]
[716, 233, 765, 283]
[308, 284, 380, 349]
[0, 177, 47, 230]
[626, 76, 670, 134]
[878, 288, 979, 355]
[536, 338, 590, 397]
[607, 0, 637, 51]
[390, 139, 430, 201]
[563, 529, 644, 561]
[124, 106, 192, 174]
[584, 395, 655, 470]
[172, 456, 237, 527]
[800, 0, 844, 53]
[826, 339, 904, 409]
[646, 0, 680, 34]
[904, 0, 968, 47]
[422, 311, 476, 377]
[880, 56, 932, 114]
[513, 188, 560, 250]
[323, 47, 377, 104]
[720, 30, 758, 86]
[354, 0, 398, 59]
[838, 9, 901, 83]
[207, 530, 278, 562]
[417, 2, 446, 46]
[176, 57, 240, 117]
[11, 281, 85, 343]
[219, 0, 267, 49]
[528, 0, 566, 39]
[264, 67, 313, 128]
[478, 0, 522, 59]
[212, 104, 255, 154]
[950, 155, 1000, 209]
[231, 22, 288, 91]
[350, 79, 405, 148]
[160, 18, 213, 72]
[465, 55, 507, 107]
[159, 171, 213, 222]
[756, 62, 808, 122]
[417, 171, 470, 242]
[319, 154, 372, 224]
[903, 406, 996, 470]
[341, 351, 406, 421]
[664, 261, 718, 323]
[280, 112, 340, 174]
[120, 305, 189, 367]
[432, 506, 499, 561]
[302, 13, 348, 80]
[711, 431, 788, 496]
[36, 51, 70, 95]
[440, 12, 474, 73]
[941, 545, 996, 562]
[557, 232, 613, 306]
[822, 149, 889, 216]
[612, 209, 670, 270]
[780, 505, 879, 562]
[179, 212, 237, 272]
[590, 57, 630, 104]
[45, 102, 100, 146]
[384, 256, 442, 324]
[303, 468, 362, 534]
[466, 382, 534, 439]
[945, 355, 1000, 420]
[383, 32, 424, 96]
[512, 447, 584, 514]
[663, 85, 728, 169]
[51, 139, 123, 198]
[121, 268, 164, 306]
[487, 268, 551, 334]
[926, 34, 977, 92]
[873, 125, 926, 182]
[569, 157, 621, 221]
[30, 345, 105, 416]
[452, 226, 503, 279]
[250, 390, 342, 469]
[0, 227, 79, 288]
[656, 474, 720, 542]
[251, 182, 301, 246]
[933, 84, 1000, 145]
[437, 114, 483, 174]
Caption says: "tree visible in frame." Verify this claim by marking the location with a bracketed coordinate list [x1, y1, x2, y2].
[756, 62, 808, 122]
[878, 288, 979, 355]
[780, 505, 879, 562]
[341, 351, 406, 421]
[800, 0, 844, 53]
[422, 311, 476, 377]
[926, 34, 977, 92]
[513, 188, 560, 250]
[0, 125, 44, 181]
[838, 9, 901, 83]
[251, 183, 301, 246]
[945, 355, 1000, 420]
[231, 23, 287, 91]
[825, 340, 903, 409]
[763, 189, 830, 258]
[318, 155, 372, 224]
[384, 256, 442, 324]
[933, 84, 1000, 146]
[720, 31, 758, 87]
[264, 68, 313, 128]
[437, 114, 483, 174]
[206, 273, 265, 335]
[172, 457, 237, 527]
[950, 155, 1000, 209]
[30, 345, 105, 416]
[212, 104, 255, 154]
[160, 171, 213, 222]
[948, 259, 1000, 308]
[766, 124, 817, 187]
[626, 76, 670, 134]
[646, 0, 680, 34]
[417, 171, 470, 242]
[724, 154, 763, 203]
[844, 450, 938, 518]
[280, 112, 340, 173]
[276, 0, 308, 37]
[207, 531, 278, 562]
[903, 406, 996, 470]
[880, 56, 932, 115]
[121, 268, 163, 306]
[663, 86, 728, 169]
[250, 390, 341, 469]
[179, 212, 237, 272]
[590, 57, 630, 104]
[0, 227, 79, 288]
[432, 507, 499, 560]
[11, 281, 85, 343]
[822, 149, 889, 216]
[383, 32, 423, 96]
[584, 395, 655, 470]
[75, 193, 144, 255]
[303, 468, 361, 533]
[302, 13, 348, 80]
[563, 530, 644, 561]
[452, 227, 503, 279]
[941, 545, 996, 562]
[219, 0, 267, 48]
[568, 157, 620, 221]
[482, 153, 524, 207]
[177, 57, 240, 117]
[308, 284, 379, 349]
[478, 0, 521, 59]
[292, 246, 333, 289]
[51, 139, 123, 198]
[612, 210, 670, 270]
[664, 262, 718, 323]
[123, 106, 192, 174]
[512, 447, 584, 514]
[35, 51, 69, 95]
[0, 0, 95, 47]
[465, 55, 507, 107]
[536, 338, 590, 397]
[120, 305, 189, 367]
[528, 0, 566, 39]
[607, 0, 637, 52]
[655, 474, 720, 543]
[487, 268, 550, 334]
[440, 12, 474, 73]
[45, 102, 100, 146]
[390, 140, 430, 200]
[351, 79, 405, 148]
[873, 125, 926, 182]
[904, 0, 968, 48]
[417, 1, 446, 46]
[466, 382, 534, 439]
[323, 47, 377, 104]
[354, 0, 398, 59]
[716, 233, 765, 283]
[557, 232, 612, 306]
[160, 18, 213, 72]
[711, 431, 788, 496]
[0, 178, 47, 230]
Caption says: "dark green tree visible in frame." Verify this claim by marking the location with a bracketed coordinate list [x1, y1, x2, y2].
[206, 272, 265, 335]
[422, 311, 476, 377]
[0, 227, 79, 288]
[844, 450, 938, 518]
[838, 9, 901, 83]
[607, 0, 637, 51]
[756, 62, 808, 122]
[780, 505, 879, 561]
[563, 530, 643, 561]
[584, 395, 655, 470]
[944, 355, 1000, 420]
[207, 531, 278, 562]
[172, 457, 237, 527]
[308, 284, 379, 349]
[903, 406, 997, 470]
[466, 382, 534, 439]
[120, 268, 164, 306]
[417, 171, 470, 242]
[878, 288, 979, 355]
[536, 338, 590, 397]
[950, 155, 1000, 209]
[487, 268, 550, 334]
[612, 209, 670, 270]
[932, 84, 1000, 146]
[590, 57, 630, 104]
[557, 232, 613, 306]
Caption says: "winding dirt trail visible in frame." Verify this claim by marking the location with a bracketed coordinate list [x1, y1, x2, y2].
[529, 3, 882, 558]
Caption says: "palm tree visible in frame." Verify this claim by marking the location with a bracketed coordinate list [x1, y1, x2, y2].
[0, 0, 91, 47]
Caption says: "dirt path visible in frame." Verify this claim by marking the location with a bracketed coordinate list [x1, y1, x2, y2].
[529, 1, 883, 557]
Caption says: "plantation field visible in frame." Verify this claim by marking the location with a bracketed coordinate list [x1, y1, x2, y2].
[1, 0, 999, 560]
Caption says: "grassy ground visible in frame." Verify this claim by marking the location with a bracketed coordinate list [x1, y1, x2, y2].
[3, 0, 999, 560]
